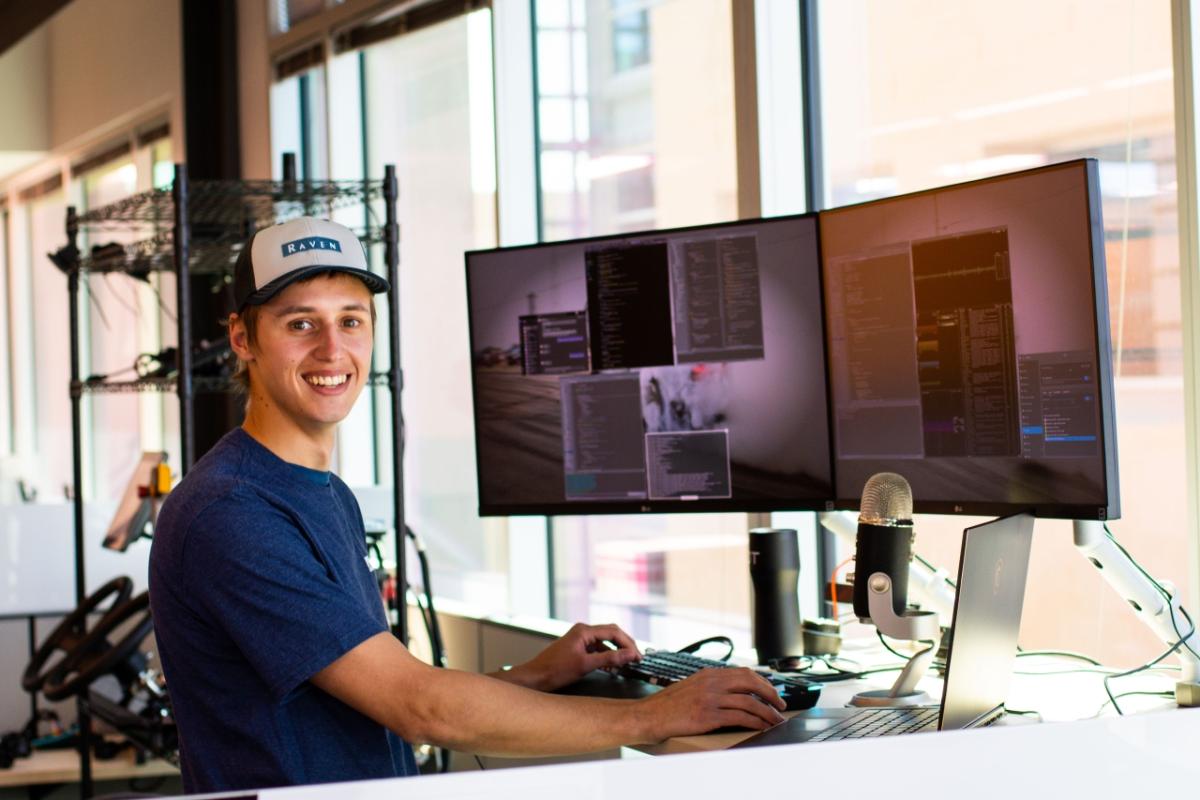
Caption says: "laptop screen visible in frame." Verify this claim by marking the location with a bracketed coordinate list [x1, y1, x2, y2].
[938, 513, 1035, 730]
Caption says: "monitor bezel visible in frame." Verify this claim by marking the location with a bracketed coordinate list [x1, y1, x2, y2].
[820, 158, 1121, 521]
[463, 211, 837, 518]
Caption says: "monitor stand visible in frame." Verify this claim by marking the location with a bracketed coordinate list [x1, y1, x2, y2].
[1073, 520, 1200, 706]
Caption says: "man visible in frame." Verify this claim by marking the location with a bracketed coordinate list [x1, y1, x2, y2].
[149, 217, 784, 793]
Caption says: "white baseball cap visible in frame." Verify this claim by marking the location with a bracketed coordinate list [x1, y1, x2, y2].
[233, 217, 389, 309]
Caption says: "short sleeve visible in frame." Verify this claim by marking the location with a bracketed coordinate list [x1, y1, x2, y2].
[181, 492, 387, 701]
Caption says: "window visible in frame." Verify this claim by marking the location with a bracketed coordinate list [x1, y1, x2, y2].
[353, 9, 503, 607]
[269, 0, 331, 35]
[78, 159, 145, 503]
[535, 0, 739, 240]
[0, 207, 10, 457]
[269, 65, 328, 180]
[818, 0, 1183, 665]
[541, 0, 754, 648]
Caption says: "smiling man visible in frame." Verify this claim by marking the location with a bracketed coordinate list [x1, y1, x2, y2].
[148, 217, 784, 794]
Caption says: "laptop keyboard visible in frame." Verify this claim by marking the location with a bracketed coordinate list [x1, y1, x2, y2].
[810, 707, 939, 742]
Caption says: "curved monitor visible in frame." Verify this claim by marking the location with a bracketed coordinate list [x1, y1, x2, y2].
[819, 159, 1119, 519]
[466, 214, 833, 516]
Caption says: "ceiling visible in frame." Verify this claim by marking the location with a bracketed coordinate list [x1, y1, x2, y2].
[0, 0, 73, 57]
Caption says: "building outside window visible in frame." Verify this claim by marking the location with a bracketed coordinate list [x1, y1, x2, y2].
[539, 0, 755, 648]
[818, 0, 1184, 665]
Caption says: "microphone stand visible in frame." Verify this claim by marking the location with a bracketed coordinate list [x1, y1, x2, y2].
[820, 511, 957, 621]
[851, 571, 941, 707]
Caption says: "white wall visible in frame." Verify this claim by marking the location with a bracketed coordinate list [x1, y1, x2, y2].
[0, 27, 50, 181]
[45, 0, 182, 152]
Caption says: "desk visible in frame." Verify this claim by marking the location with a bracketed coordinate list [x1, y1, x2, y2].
[0, 748, 176, 790]
[565, 633, 1179, 755]
[265, 708, 1200, 800]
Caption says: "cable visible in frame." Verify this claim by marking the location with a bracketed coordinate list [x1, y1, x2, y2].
[1103, 523, 1200, 662]
[406, 526, 446, 669]
[1102, 633, 1191, 715]
[676, 636, 735, 662]
[1014, 664, 1180, 677]
[1001, 706, 1042, 720]
[402, 525, 448, 773]
[1093, 690, 1175, 719]
[831, 556, 854, 616]
[1015, 649, 1103, 666]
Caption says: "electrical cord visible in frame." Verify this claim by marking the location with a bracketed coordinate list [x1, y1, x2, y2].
[1101, 634, 1190, 716]
[1001, 706, 1042, 720]
[401, 525, 449, 772]
[406, 526, 446, 669]
[1015, 649, 1102, 666]
[1092, 523, 1199, 714]
[675, 636, 735, 662]
[1092, 690, 1175, 718]
[1103, 523, 1200, 663]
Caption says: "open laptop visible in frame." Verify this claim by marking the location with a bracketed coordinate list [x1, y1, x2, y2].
[734, 512, 1035, 748]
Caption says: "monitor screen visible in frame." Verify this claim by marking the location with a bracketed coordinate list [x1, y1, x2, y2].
[466, 215, 833, 516]
[819, 159, 1119, 519]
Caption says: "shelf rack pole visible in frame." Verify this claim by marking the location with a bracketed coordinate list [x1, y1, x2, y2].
[384, 165, 407, 645]
[65, 205, 94, 799]
[173, 164, 195, 474]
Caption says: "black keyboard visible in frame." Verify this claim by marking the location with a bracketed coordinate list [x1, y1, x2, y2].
[809, 707, 938, 741]
[619, 650, 821, 711]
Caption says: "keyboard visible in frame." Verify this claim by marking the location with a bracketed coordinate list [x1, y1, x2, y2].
[809, 707, 938, 741]
[618, 650, 821, 711]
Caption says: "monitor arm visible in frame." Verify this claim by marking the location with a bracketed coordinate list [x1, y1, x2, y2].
[1073, 521, 1200, 705]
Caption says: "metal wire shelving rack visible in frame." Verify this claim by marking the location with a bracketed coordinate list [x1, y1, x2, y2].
[61, 162, 407, 796]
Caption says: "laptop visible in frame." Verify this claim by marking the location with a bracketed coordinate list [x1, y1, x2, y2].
[734, 512, 1035, 747]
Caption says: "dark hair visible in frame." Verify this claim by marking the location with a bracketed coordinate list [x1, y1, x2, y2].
[229, 271, 377, 394]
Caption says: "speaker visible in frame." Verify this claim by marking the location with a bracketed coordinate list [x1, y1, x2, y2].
[749, 528, 803, 664]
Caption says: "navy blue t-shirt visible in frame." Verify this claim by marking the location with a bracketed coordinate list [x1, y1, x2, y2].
[149, 428, 418, 792]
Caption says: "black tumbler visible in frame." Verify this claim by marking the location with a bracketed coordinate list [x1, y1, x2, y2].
[749, 528, 802, 664]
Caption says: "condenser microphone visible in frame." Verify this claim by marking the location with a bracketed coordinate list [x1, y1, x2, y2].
[852, 473, 915, 622]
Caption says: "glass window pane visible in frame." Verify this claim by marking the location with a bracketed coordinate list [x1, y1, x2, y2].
[542, 0, 749, 646]
[818, 0, 1184, 665]
[270, 0, 327, 34]
[361, 10, 501, 608]
[539, 98, 576, 144]
[536, 0, 738, 239]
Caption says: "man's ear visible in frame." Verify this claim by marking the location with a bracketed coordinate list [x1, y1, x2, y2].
[228, 312, 254, 362]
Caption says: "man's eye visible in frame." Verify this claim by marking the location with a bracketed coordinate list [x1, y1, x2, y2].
[289, 320, 313, 331]
[344, 318, 362, 328]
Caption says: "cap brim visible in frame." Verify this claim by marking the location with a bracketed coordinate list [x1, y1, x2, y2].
[239, 265, 390, 308]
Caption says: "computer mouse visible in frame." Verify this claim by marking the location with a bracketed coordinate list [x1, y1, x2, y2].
[772, 675, 821, 711]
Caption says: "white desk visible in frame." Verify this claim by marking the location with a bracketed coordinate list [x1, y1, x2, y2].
[259, 707, 1200, 800]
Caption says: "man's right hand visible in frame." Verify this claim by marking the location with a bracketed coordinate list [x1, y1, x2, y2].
[635, 667, 786, 741]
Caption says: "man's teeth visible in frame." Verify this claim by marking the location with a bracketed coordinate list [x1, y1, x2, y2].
[307, 374, 348, 387]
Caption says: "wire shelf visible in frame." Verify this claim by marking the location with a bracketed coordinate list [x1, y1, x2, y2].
[75, 179, 386, 229]
[75, 371, 393, 395]
[76, 227, 387, 276]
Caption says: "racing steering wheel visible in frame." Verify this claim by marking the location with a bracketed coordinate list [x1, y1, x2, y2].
[21, 577, 134, 694]
[41, 591, 154, 702]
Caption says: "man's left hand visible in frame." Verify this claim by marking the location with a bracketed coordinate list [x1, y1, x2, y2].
[497, 623, 642, 692]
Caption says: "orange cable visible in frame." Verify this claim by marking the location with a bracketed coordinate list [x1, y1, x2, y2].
[831, 556, 855, 616]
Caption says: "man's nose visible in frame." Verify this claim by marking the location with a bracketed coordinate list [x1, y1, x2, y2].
[313, 324, 341, 358]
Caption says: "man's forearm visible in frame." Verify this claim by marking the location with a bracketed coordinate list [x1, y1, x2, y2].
[314, 632, 655, 756]
[393, 665, 652, 756]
